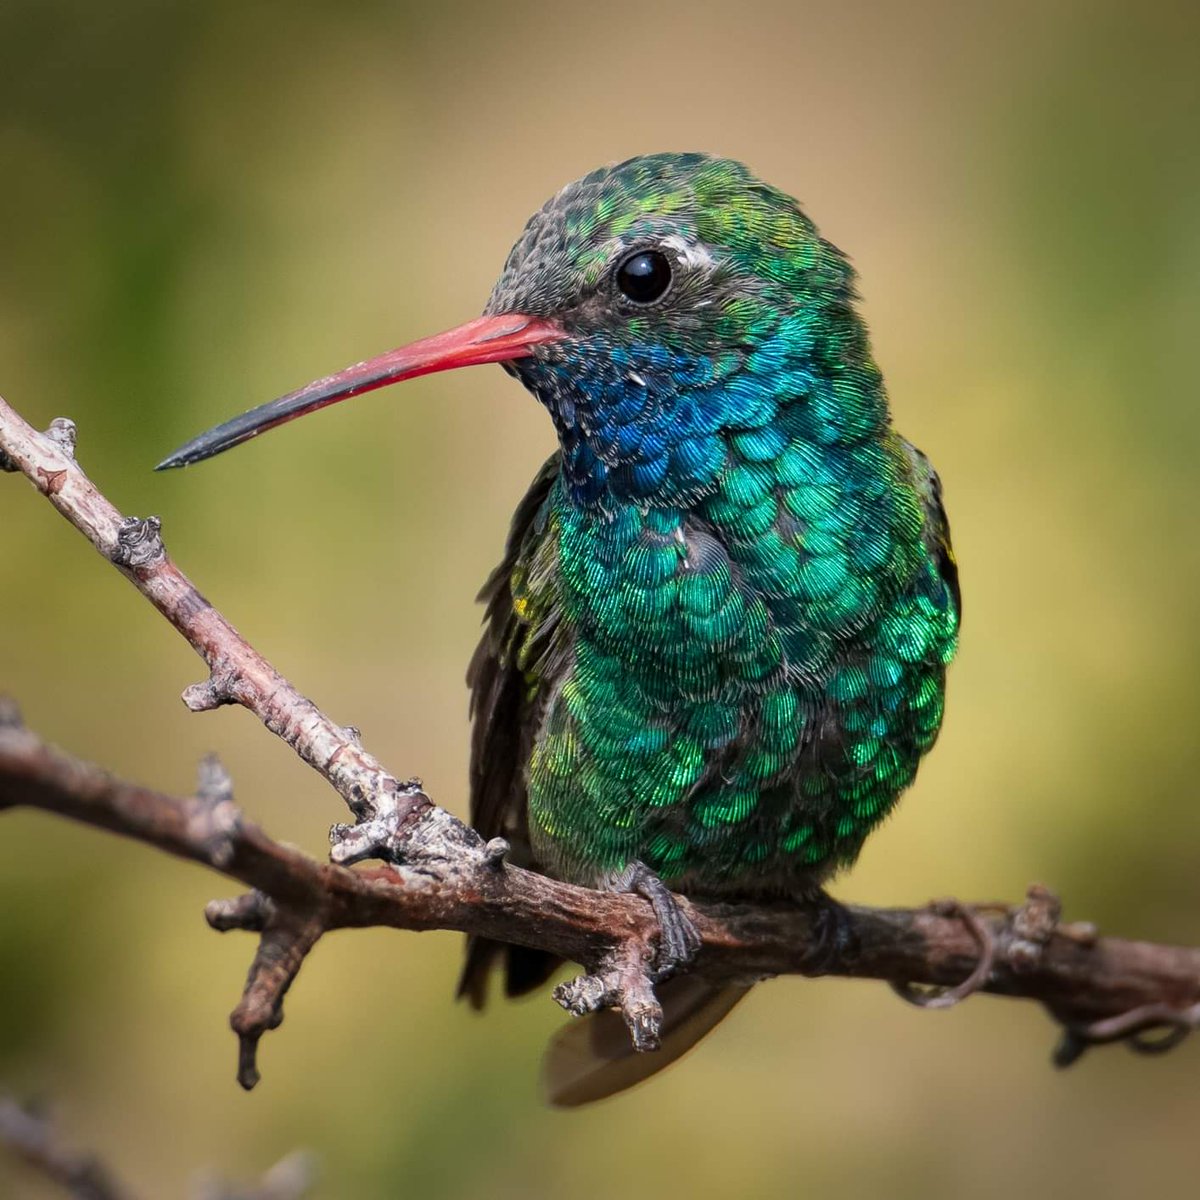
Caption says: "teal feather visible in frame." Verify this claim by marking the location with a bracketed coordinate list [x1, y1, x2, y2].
[457, 154, 960, 1095]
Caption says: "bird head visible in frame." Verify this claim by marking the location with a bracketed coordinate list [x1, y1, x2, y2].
[158, 154, 883, 506]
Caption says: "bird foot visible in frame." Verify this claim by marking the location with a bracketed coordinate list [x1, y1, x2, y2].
[799, 890, 858, 976]
[613, 861, 702, 982]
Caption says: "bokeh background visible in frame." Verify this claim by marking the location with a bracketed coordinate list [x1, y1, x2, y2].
[3, 0, 1199, 1196]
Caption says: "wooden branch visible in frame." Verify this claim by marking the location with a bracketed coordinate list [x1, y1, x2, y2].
[3, 394, 1200, 1092]
[5, 691, 1200, 1082]
[0, 1094, 314, 1200]
[0, 397, 424, 828]
[0, 1095, 132, 1200]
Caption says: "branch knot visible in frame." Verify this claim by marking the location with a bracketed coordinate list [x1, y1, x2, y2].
[188, 755, 242, 868]
[554, 938, 664, 1052]
[44, 417, 78, 459]
[113, 515, 165, 569]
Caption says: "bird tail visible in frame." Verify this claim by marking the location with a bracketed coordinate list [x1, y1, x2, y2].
[457, 934, 561, 1009]
[542, 977, 751, 1108]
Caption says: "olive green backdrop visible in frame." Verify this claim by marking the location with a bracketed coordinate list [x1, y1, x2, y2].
[3, 1, 1199, 1196]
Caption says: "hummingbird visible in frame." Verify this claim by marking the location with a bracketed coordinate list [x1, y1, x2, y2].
[158, 153, 960, 1106]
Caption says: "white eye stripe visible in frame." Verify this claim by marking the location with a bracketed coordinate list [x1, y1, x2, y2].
[603, 233, 713, 276]
[660, 233, 715, 273]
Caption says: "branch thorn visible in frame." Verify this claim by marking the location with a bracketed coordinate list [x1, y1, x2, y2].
[44, 417, 77, 459]
[189, 754, 241, 867]
[206, 891, 275, 934]
[0, 696, 23, 729]
[554, 939, 664, 1052]
[182, 668, 238, 712]
[483, 837, 510, 867]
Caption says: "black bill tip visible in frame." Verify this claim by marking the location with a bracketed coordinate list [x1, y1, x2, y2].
[153, 394, 311, 471]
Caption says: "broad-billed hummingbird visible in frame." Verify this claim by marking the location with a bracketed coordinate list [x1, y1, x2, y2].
[159, 153, 960, 1106]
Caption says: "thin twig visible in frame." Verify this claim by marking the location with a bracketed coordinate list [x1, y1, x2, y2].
[0, 1096, 133, 1200]
[0, 396, 425, 829]
[0, 1095, 313, 1199]
[3, 394, 1200, 1087]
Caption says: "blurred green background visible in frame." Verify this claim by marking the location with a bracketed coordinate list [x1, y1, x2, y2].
[3, 0, 1199, 1196]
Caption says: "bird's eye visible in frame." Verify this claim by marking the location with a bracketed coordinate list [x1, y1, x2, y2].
[615, 250, 672, 304]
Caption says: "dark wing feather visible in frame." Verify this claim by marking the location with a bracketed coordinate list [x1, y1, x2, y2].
[542, 978, 751, 1107]
[902, 438, 961, 622]
[458, 452, 570, 1007]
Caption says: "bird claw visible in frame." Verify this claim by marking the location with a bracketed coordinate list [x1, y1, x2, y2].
[799, 890, 857, 976]
[616, 861, 702, 981]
